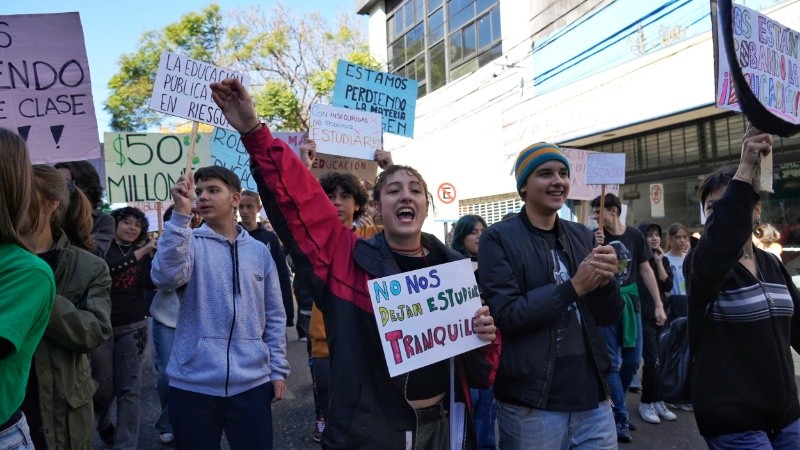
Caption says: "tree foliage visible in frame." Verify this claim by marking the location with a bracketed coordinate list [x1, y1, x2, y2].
[105, 2, 382, 132]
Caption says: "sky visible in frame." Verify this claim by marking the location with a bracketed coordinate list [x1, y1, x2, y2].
[4, 0, 367, 141]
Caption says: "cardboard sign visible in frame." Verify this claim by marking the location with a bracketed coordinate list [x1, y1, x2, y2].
[149, 51, 250, 130]
[715, 3, 800, 125]
[308, 154, 378, 183]
[561, 148, 620, 200]
[0, 13, 100, 163]
[332, 59, 418, 137]
[368, 259, 486, 377]
[308, 104, 382, 160]
[586, 153, 626, 185]
[104, 132, 211, 203]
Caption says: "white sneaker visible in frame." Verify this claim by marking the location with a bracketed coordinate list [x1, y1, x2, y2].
[638, 403, 661, 424]
[678, 403, 694, 412]
[159, 432, 174, 444]
[654, 401, 677, 421]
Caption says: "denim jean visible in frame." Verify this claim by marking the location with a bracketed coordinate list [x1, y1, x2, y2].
[600, 312, 643, 421]
[0, 413, 34, 450]
[152, 319, 176, 434]
[497, 401, 616, 449]
[704, 418, 800, 449]
[470, 387, 498, 450]
[91, 319, 148, 450]
[169, 382, 274, 450]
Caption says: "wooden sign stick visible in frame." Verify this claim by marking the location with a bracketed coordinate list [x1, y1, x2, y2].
[156, 201, 164, 235]
[185, 121, 199, 176]
[598, 184, 607, 233]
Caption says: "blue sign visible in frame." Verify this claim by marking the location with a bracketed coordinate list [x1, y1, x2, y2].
[332, 59, 418, 138]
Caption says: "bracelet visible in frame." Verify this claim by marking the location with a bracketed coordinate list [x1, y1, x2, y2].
[242, 123, 261, 136]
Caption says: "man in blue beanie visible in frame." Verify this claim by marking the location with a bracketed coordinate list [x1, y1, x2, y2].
[479, 142, 623, 449]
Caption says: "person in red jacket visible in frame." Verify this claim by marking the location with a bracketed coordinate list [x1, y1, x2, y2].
[210, 78, 500, 450]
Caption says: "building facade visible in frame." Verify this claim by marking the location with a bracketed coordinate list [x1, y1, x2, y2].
[356, 0, 800, 266]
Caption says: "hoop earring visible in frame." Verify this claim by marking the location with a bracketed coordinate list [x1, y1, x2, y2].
[753, 219, 764, 239]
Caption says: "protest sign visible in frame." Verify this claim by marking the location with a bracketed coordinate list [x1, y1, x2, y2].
[368, 259, 486, 377]
[586, 153, 626, 185]
[104, 132, 211, 203]
[562, 148, 620, 199]
[210, 127, 379, 189]
[0, 13, 100, 163]
[332, 59, 418, 137]
[309, 104, 382, 160]
[715, 2, 800, 126]
[148, 51, 249, 130]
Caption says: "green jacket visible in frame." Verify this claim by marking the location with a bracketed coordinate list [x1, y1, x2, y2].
[32, 231, 112, 449]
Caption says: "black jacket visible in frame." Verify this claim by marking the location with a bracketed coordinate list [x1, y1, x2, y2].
[479, 211, 623, 408]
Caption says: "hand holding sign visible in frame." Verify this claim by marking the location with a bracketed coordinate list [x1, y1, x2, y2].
[737, 124, 773, 187]
[472, 305, 497, 343]
[210, 78, 260, 134]
[375, 149, 393, 170]
[300, 137, 317, 169]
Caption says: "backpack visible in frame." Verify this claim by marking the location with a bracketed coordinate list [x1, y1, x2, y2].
[657, 317, 691, 404]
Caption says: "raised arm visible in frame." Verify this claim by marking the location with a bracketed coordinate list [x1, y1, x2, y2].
[151, 173, 196, 292]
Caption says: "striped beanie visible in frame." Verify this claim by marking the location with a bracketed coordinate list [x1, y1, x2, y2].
[515, 142, 570, 191]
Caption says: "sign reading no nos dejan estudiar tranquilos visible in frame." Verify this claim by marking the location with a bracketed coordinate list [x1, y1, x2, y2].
[332, 59, 417, 138]
[369, 259, 487, 377]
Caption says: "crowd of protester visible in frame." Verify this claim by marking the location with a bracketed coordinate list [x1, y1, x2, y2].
[0, 77, 798, 450]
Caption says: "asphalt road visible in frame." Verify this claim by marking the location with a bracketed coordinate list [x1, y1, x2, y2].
[94, 324, 800, 450]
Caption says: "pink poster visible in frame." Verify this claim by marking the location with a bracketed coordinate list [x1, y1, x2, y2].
[0, 13, 99, 163]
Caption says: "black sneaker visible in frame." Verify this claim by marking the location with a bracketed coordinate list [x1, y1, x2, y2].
[99, 424, 115, 445]
[616, 419, 632, 443]
[627, 419, 637, 431]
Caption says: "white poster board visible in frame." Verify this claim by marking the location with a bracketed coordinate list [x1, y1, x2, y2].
[562, 148, 620, 200]
[149, 51, 250, 130]
[308, 103, 382, 160]
[368, 259, 486, 377]
[586, 153, 626, 185]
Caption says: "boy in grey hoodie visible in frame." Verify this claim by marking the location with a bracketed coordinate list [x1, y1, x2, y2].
[151, 165, 289, 450]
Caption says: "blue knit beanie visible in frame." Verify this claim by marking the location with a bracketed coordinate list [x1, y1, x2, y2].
[515, 142, 570, 191]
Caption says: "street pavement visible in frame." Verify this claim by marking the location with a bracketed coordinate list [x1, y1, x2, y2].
[94, 324, 800, 449]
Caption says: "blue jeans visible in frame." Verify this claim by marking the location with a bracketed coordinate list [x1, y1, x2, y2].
[152, 319, 176, 434]
[0, 413, 34, 450]
[470, 388, 498, 450]
[497, 401, 616, 449]
[600, 312, 643, 421]
[704, 418, 800, 449]
[169, 382, 274, 450]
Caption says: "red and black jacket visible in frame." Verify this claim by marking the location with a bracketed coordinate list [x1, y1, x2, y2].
[242, 125, 500, 449]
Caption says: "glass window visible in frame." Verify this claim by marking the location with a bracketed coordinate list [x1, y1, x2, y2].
[463, 23, 476, 57]
[394, 10, 405, 36]
[415, 56, 426, 82]
[428, 0, 443, 10]
[477, 13, 491, 49]
[490, 7, 501, 41]
[449, 32, 463, 62]
[430, 41, 446, 91]
[407, 23, 425, 57]
[448, 0, 474, 30]
[477, 42, 502, 66]
[476, 0, 494, 15]
[404, 3, 415, 30]
[429, 8, 444, 43]
[390, 39, 406, 70]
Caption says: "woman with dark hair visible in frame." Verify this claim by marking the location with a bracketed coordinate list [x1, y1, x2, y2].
[451, 214, 497, 450]
[55, 160, 115, 256]
[211, 78, 499, 450]
[92, 206, 156, 448]
[665, 223, 690, 324]
[0, 128, 55, 450]
[686, 125, 800, 448]
[20, 165, 112, 449]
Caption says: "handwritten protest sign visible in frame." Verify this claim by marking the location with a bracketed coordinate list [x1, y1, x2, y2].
[149, 51, 250, 130]
[0, 13, 100, 163]
[211, 128, 304, 191]
[211, 127, 379, 189]
[332, 59, 418, 137]
[562, 148, 619, 199]
[715, 3, 800, 125]
[104, 132, 211, 203]
[309, 104, 382, 160]
[586, 153, 626, 185]
[368, 259, 486, 377]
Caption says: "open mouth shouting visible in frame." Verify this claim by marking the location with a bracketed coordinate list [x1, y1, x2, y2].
[396, 207, 416, 223]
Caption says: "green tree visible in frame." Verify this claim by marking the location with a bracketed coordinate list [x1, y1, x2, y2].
[105, 2, 382, 132]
